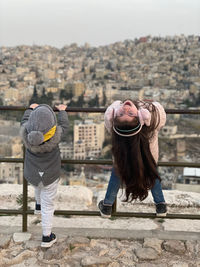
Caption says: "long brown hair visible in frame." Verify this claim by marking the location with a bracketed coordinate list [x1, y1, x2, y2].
[112, 100, 160, 202]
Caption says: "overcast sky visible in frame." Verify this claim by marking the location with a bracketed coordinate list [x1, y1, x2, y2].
[0, 0, 199, 48]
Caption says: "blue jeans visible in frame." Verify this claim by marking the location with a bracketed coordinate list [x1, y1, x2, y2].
[104, 168, 165, 205]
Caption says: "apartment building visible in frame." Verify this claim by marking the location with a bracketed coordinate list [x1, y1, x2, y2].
[59, 142, 74, 159]
[0, 162, 23, 184]
[74, 119, 105, 159]
[73, 140, 86, 160]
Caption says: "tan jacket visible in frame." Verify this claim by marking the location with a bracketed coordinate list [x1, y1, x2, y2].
[104, 101, 166, 163]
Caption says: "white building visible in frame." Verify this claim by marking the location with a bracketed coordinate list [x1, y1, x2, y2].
[74, 119, 105, 159]
[0, 162, 23, 184]
[59, 142, 74, 159]
[172, 167, 200, 193]
[183, 168, 200, 184]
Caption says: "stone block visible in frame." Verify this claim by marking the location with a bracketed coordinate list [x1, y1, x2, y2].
[163, 240, 186, 254]
[13, 233, 32, 243]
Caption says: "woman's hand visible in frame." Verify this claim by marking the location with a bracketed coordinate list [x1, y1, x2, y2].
[29, 103, 39, 109]
[55, 104, 67, 111]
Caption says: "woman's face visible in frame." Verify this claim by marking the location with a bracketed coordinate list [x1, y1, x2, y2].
[115, 100, 138, 122]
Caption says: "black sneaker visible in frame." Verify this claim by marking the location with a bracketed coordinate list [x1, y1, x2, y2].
[98, 200, 112, 218]
[34, 203, 41, 215]
[41, 232, 57, 248]
[156, 203, 167, 217]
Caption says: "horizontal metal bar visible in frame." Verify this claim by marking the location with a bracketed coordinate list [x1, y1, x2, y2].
[61, 159, 113, 165]
[54, 210, 200, 219]
[0, 209, 199, 220]
[0, 106, 200, 114]
[60, 160, 200, 168]
[112, 211, 200, 220]
[0, 209, 24, 215]
[166, 109, 200, 114]
[0, 157, 200, 167]
[0, 106, 106, 113]
[158, 161, 200, 167]
[0, 158, 24, 163]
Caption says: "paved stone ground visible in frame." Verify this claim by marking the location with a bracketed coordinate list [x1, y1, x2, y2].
[0, 227, 200, 267]
[0, 185, 200, 266]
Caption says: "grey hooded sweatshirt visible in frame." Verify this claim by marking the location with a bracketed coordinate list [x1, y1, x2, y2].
[20, 105, 69, 186]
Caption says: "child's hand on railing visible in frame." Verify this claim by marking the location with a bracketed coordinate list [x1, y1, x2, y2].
[29, 103, 39, 109]
[55, 104, 67, 111]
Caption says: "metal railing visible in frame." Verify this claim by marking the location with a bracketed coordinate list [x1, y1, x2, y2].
[0, 106, 200, 232]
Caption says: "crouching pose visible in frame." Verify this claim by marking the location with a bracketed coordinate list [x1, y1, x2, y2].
[98, 99, 167, 217]
[20, 103, 68, 247]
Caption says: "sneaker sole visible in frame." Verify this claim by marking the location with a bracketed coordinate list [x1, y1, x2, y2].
[99, 210, 111, 218]
[41, 237, 57, 248]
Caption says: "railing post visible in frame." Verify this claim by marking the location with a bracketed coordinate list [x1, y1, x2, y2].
[22, 146, 28, 232]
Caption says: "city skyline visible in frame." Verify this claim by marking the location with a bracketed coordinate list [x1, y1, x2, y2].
[0, 0, 200, 48]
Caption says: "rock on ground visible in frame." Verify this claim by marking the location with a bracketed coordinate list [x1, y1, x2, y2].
[0, 233, 199, 267]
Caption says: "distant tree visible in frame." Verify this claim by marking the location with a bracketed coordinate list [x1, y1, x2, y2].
[76, 93, 84, 107]
[102, 91, 107, 106]
[0, 97, 3, 105]
[68, 99, 77, 107]
[29, 86, 53, 106]
[60, 90, 66, 99]
[60, 88, 73, 100]
[29, 85, 38, 104]
[88, 98, 95, 107]
[88, 94, 99, 107]
[46, 92, 53, 106]
[60, 84, 74, 101]
[39, 88, 53, 106]
[95, 94, 99, 107]
[39, 87, 47, 103]
[62, 164, 74, 173]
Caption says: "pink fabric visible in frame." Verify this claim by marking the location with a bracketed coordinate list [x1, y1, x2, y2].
[104, 100, 166, 163]
[138, 108, 151, 126]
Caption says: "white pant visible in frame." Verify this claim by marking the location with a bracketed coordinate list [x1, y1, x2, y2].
[34, 179, 59, 236]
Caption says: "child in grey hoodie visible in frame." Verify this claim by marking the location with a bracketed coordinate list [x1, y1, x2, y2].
[20, 103, 68, 248]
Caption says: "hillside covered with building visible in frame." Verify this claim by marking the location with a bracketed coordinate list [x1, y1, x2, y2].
[0, 35, 200, 191]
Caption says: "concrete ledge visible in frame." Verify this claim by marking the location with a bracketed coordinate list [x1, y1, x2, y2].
[52, 227, 200, 241]
[1, 225, 199, 241]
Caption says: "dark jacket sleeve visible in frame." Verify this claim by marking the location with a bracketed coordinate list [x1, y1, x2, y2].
[20, 109, 32, 126]
[57, 110, 69, 136]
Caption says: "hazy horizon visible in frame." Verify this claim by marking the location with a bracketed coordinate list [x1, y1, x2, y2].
[0, 0, 200, 48]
